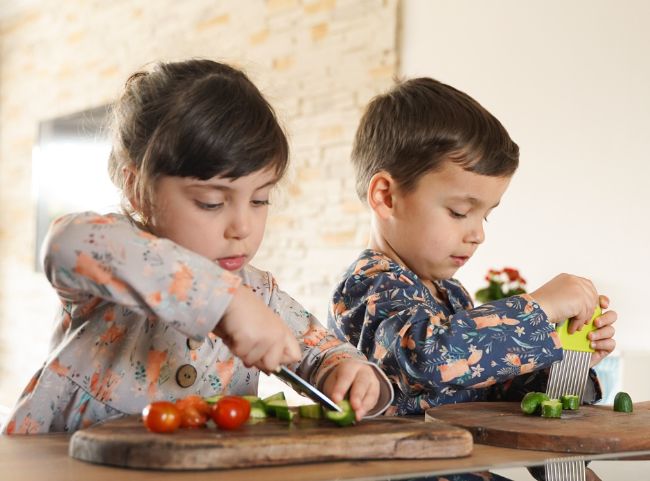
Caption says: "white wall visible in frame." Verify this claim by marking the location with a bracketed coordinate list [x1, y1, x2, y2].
[401, 0, 650, 398]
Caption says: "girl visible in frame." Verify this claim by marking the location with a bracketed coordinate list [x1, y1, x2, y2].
[3, 59, 392, 434]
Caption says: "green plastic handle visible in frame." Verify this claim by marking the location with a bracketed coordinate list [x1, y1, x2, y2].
[556, 306, 602, 353]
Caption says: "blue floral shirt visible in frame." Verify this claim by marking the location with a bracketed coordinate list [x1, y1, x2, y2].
[329, 249, 601, 415]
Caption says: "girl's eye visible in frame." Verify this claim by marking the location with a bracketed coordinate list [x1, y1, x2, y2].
[251, 199, 271, 207]
[448, 209, 467, 219]
[195, 201, 224, 210]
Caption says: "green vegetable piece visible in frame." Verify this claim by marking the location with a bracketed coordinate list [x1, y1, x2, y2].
[298, 404, 323, 419]
[560, 394, 580, 410]
[275, 406, 296, 422]
[262, 391, 286, 404]
[264, 399, 288, 417]
[541, 399, 563, 418]
[249, 400, 268, 418]
[203, 395, 223, 404]
[324, 399, 356, 427]
[521, 392, 551, 415]
[613, 391, 633, 413]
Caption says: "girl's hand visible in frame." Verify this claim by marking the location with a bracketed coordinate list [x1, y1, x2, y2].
[214, 285, 302, 372]
[322, 360, 380, 421]
[530, 273, 599, 333]
[589, 295, 617, 367]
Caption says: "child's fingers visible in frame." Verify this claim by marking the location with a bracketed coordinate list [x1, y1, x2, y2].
[284, 337, 302, 363]
[348, 372, 372, 416]
[359, 376, 380, 419]
[594, 309, 617, 328]
[598, 295, 610, 310]
[591, 338, 616, 353]
[329, 368, 356, 404]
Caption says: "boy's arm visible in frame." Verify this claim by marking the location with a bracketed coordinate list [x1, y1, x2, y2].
[43, 212, 240, 340]
[337, 271, 564, 398]
[266, 275, 393, 416]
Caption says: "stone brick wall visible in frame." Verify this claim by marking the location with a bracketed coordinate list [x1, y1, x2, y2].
[0, 0, 399, 407]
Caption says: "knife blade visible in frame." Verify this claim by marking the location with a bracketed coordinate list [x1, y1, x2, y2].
[273, 366, 343, 412]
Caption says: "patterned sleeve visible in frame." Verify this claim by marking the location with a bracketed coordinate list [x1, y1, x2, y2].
[336, 268, 564, 399]
[266, 275, 394, 416]
[43, 212, 241, 340]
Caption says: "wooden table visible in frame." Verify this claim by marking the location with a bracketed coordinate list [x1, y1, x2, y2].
[1, 433, 576, 481]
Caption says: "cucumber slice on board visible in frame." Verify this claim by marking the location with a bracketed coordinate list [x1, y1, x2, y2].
[324, 400, 356, 426]
[560, 394, 580, 410]
[613, 392, 633, 413]
[298, 404, 323, 419]
[275, 406, 297, 422]
[541, 399, 563, 418]
[264, 399, 288, 417]
[521, 392, 551, 415]
[203, 395, 223, 404]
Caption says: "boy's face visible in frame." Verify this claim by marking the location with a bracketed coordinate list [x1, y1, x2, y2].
[148, 167, 277, 272]
[376, 161, 511, 281]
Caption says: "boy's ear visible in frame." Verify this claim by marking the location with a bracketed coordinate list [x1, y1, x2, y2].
[367, 171, 396, 219]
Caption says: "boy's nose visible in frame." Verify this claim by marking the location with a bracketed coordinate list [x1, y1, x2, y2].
[466, 222, 485, 245]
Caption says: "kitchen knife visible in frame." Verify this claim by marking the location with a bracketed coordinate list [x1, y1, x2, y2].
[273, 366, 343, 412]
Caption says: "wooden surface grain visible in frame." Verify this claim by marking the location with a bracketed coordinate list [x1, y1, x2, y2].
[425, 401, 650, 453]
[1, 432, 581, 481]
[69, 414, 472, 469]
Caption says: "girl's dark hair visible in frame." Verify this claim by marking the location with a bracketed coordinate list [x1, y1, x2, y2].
[108, 59, 289, 220]
[351, 77, 519, 200]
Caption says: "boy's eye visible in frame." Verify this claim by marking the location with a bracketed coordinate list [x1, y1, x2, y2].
[195, 201, 224, 210]
[251, 199, 271, 206]
[448, 209, 467, 219]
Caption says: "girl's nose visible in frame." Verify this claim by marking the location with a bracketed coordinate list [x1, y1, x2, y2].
[224, 208, 251, 240]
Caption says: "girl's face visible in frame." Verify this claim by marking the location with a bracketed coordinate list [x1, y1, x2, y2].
[148, 167, 277, 271]
[375, 161, 511, 283]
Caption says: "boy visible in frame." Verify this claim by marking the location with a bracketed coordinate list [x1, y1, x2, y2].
[328, 78, 616, 415]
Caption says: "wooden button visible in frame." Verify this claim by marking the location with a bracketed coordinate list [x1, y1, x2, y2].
[175, 364, 197, 388]
[186, 337, 203, 350]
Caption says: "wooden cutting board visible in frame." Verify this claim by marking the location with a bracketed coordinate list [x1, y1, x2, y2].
[69, 414, 472, 470]
[425, 401, 650, 454]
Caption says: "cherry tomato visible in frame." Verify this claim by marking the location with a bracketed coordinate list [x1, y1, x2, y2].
[210, 396, 251, 430]
[142, 401, 181, 433]
[175, 395, 210, 428]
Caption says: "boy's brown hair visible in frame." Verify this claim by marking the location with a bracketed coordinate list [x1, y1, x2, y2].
[351, 77, 519, 200]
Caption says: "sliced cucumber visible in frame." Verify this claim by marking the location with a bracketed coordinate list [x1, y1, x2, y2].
[298, 404, 323, 419]
[265, 399, 288, 417]
[275, 406, 297, 422]
[248, 399, 268, 418]
[541, 399, 563, 418]
[521, 392, 551, 415]
[613, 392, 633, 413]
[324, 400, 356, 427]
[560, 394, 580, 410]
[203, 394, 223, 404]
[262, 391, 286, 404]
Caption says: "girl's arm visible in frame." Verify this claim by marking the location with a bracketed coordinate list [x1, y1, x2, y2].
[43, 212, 240, 340]
[264, 274, 393, 416]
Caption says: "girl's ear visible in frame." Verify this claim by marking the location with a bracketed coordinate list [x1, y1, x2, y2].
[367, 171, 396, 220]
[122, 165, 140, 212]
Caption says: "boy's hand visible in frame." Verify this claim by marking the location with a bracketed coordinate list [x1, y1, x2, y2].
[589, 295, 617, 367]
[322, 360, 380, 421]
[214, 285, 302, 372]
[530, 273, 599, 333]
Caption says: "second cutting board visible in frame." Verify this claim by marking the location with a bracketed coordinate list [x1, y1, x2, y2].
[425, 401, 650, 453]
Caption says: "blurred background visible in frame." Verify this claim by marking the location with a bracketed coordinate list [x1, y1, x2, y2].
[0, 0, 648, 415]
